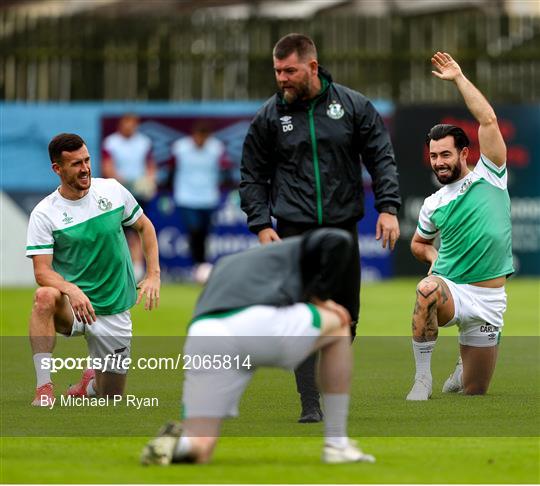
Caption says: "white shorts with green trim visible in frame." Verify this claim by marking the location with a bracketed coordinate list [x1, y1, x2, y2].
[69, 309, 132, 374]
[182, 303, 321, 419]
[438, 276, 506, 348]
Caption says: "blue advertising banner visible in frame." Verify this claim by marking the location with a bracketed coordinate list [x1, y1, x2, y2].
[1, 101, 395, 282]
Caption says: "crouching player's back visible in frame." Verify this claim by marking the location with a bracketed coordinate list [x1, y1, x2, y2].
[141, 228, 376, 465]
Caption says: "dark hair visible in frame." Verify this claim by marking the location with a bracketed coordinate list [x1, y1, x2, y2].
[426, 124, 470, 151]
[48, 133, 85, 164]
[273, 33, 317, 61]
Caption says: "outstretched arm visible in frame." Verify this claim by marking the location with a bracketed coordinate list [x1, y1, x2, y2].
[431, 51, 506, 167]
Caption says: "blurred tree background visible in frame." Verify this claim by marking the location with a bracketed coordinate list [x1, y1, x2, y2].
[2, 0, 539, 103]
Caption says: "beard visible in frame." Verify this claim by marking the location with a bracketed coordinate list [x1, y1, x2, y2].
[280, 77, 311, 103]
[433, 163, 462, 184]
[69, 171, 91, 191]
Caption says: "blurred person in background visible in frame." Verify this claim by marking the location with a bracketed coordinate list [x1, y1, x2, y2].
[171, 120, 230, 283]
[240, 33, 401, 423]
[102, 113, 156, 281]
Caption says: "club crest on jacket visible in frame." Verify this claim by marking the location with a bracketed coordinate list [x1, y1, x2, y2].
[327, 102, 344, 120]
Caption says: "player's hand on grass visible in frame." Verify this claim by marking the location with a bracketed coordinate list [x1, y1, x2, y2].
[258, 228, 281, 244]
[136, 274, 161, 310]
[376, 213, 400, 250]
[66, 284, 96, 324]
[431, 52, 463, 82]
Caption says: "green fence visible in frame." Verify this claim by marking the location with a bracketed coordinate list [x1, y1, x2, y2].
[1, 10, 539, 102]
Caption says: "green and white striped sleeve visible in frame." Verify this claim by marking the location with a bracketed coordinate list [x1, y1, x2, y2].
[474, 154, 507, 190]
[416, 197, 438, 240]
[26, 209, 54, 257]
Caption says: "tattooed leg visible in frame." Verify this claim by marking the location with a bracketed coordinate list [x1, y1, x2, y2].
[407, 276, 457, 400]
[412, 277, 454, 343]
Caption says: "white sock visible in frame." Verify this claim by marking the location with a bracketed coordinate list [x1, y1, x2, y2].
[86, 379, 97, 397]
[33, 353, 52, 387]
[412, 340, 436, 381]
[173, 435, 193, 461]
[323, 393, 349, 448]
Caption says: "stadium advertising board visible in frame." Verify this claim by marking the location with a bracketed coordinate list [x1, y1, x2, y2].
[1, 102, 394, 284]
[102, 113, 394, 280]
[393, 104, 540, 277]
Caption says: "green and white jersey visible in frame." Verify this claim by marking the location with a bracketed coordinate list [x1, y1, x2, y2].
[26, 178, 142, 315]
[416, 155, 514, 284]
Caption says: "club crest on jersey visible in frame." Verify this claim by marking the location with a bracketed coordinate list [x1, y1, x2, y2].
[280, 115, 293, 133]
[327, 101, 344, 120]
[97, 197, 112, 211]
[459, 178, 473, 194]
[62, 212, 73, 224]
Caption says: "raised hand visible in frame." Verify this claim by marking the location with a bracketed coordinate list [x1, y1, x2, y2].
[431, 51, 463, 81]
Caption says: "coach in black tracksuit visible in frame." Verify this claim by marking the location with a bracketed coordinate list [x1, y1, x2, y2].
[240, 34, 401, 423]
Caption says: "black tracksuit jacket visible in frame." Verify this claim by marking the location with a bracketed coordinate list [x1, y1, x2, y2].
[240, 67, 401, 234]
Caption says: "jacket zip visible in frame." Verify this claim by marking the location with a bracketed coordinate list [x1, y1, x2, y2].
[308, 101, 323, 225]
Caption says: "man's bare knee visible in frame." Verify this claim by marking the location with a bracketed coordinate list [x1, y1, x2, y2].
[33, 287, 62, 314]
[416, 278, 441, 303]
[412, 277, 446, 342]
[328, 325, 350, 337]
[318, 309, 351, 337]
[30, 287, 69, 341]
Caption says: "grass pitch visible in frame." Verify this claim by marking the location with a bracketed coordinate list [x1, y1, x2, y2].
[1, 278, 539, 484]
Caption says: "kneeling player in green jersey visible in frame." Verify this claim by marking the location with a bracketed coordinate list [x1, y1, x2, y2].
[406, 52, 513, 400]
[26, 133, 161, 406]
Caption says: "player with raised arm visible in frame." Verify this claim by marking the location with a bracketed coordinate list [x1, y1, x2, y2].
[406, 52, 513, 400]
[27, 133, 160, 406]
